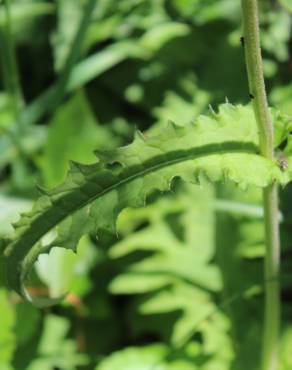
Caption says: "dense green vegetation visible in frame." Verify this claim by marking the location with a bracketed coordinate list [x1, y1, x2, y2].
[1, 0, 292, 369]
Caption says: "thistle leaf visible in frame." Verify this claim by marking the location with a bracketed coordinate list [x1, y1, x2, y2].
[2, 103, 291, 306]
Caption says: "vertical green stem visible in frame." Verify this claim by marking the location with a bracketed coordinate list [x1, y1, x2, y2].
[241, 1, 280, 370]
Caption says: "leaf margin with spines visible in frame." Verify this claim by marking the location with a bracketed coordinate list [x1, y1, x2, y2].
[2, 103, 292, 307]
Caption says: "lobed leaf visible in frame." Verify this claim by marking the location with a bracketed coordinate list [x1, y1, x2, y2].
[2, 103, 292, 306]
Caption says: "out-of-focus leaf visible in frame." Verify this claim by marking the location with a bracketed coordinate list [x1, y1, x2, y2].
[279, 0, 292, 12]
[110, 185, 228, 348]
[35, 247, 77, 299]
[41, 91, 118, 187]
[68, 41, 148, 91]
[96, 338, 232, 370]
[261, 11, 291, 62]
[151, 74, 210, 133]
[14, 302, 40, 346]
[280, 327, 292, 369]
[20, 0, 96, 128]
[216, 183, 264, 370]
[19, 40, 147, 129]
[139, 22, 191, 53]
[170, 0, 241, 24]
[26, 314, 88, 370]
[35, 236, 97, 299]
[0, 126, 47, 169]
[52, 0, 131, 72]
[140, 283, 221, 347]
[0, 2, 55, 36]
[111, 186, 220, 293]
[0, 289, 15, 366]
[0, 93, 13, 130]
[84, 15, 122, 51]
[263, 59, 277, 78]
[0, 195, 31, 235]
[52, 0, 83, 72]
[96, 344, 199, 370]
[270, 85, 292, 116]
[96, 344, 168, 370]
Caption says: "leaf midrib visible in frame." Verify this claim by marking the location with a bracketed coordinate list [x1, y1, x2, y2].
[5, 140, 258, 292]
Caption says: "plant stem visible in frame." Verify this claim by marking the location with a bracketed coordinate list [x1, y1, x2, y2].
[241, 1, 280, 370]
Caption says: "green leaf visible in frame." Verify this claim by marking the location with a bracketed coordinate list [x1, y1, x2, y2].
[110, 186, 220, 294]
[280, 327, 292, 369]
[95, 344, 199, 370]
[170, 0, 241, 24]
[152, 75, 211, 132]
[0, 2, 55, 33]
[109, 185, 230, 349]
[25, 314, 88, 370]
[0, 289, 15, 366]
[261, 10, 291, 62]
[0, 195, 31, 235]
[41, 91, 119, 187]
[35, 236, 97, 299]
[20, 0, 97, 128]
[2, 103, 291, 306]
[279, 0, 292, 12]
[67, 41, 147, 91]
[14, 302, 40, 346]
[96, 344, 168, 370]
[216, 183, 264, 369]
[139, 22, 191, 53]
[95, 339, 232, 370]
[270, 85, 292, 116]
[52, 0, 83, 72]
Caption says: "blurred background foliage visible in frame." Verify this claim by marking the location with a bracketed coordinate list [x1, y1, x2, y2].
[1, 0, 292, 369]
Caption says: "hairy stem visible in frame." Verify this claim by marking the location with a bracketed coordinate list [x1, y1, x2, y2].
[241, 1, 280, 370]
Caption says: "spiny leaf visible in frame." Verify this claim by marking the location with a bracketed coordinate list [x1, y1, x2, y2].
[2, 103, 291, 307]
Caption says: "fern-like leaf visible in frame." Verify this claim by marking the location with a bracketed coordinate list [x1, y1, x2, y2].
[2, 103, 291, 306]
